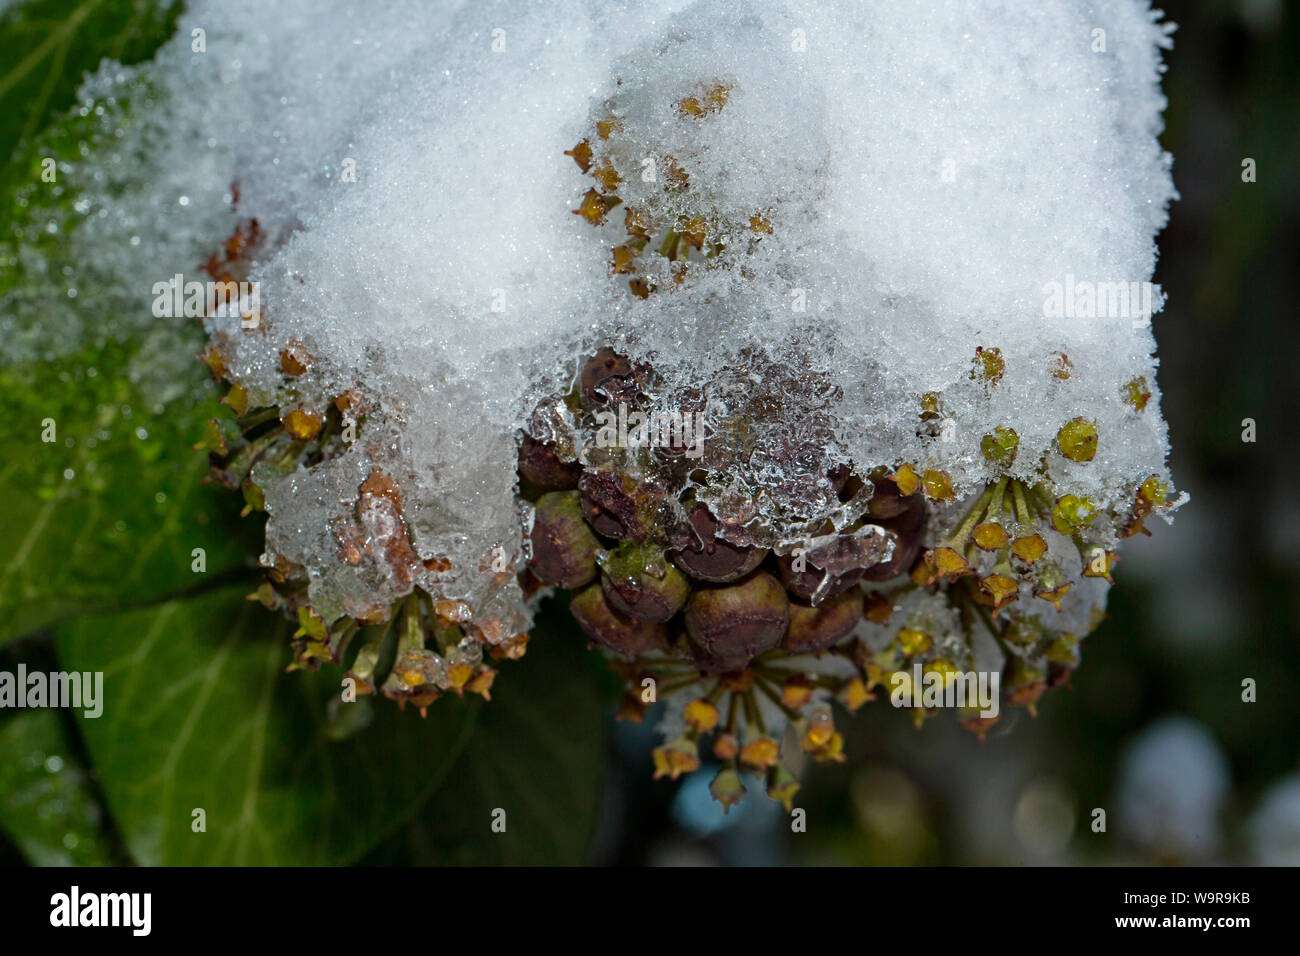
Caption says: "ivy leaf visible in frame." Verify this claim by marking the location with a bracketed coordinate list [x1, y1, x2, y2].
[0, 0, 255, 643]
[55, 587, 609, 865]
[0, 0, 181, 171]
[0, 345, 258, 643]
[367, 600, 613, 865]
[0, 708, 120, 865]
[400, 676, 610, 865]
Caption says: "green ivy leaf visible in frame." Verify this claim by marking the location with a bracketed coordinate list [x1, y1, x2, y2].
[0, 0, 256, 643]
[55, 587, 609, 865]
[0, 345, 259, 643]
[0, 708, 119, 865]
[0, 0, 181, 171]
[368, 604, 613, 865]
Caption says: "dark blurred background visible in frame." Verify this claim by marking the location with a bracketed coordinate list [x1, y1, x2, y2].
[591, 0, 1300, 865]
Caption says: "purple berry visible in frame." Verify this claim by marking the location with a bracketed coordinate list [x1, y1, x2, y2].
[517, 434, 582, 491]
[684, 572, 789, 668]
[570, 583, 672, 657]
[579, 348, 647, 408]
[783, 589, 863, 654]
[600, 541, 691, 623]
[669, 503, 768, 583]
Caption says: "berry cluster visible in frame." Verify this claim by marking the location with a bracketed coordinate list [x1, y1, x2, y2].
[199, 220, 513, 713]
[195, 67, 1179, 811]
[516, 346, 928, 806]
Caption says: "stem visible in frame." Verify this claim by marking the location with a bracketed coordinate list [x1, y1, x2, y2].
[658, 228, 680, 260]
[742, 689, 766, 736]
[943, 480, 1001, 549]
[239, 406, 282, 430]
[1012, 480, 1033, 525]
[753, 675, 802, 721]
[329, 619, 360, 662]
[654, 675, 704, 698]
[224, 427, 282, 475]
[987, 476, 1009, 522]
[755, 665, 839, 689]
[272, 438, 308, 469]
[395, 594, 424, 656]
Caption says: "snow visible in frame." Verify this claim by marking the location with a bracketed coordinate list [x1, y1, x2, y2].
[8, 0, 1179, 635]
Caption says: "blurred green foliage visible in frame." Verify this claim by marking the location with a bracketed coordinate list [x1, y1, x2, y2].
[0, 0, 182, 171]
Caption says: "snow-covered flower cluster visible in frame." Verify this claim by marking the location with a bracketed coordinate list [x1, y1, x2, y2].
[46, 0, 1183, 804]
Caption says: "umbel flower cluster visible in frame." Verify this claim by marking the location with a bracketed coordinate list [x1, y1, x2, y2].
[192, 0, 1179, 809]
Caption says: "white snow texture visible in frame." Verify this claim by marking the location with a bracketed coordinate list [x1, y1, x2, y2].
[39, 0, 1179, 627]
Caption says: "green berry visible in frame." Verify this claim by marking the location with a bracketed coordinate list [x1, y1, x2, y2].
[528, 491, 600, 588]
[1122, 376, 1152, 412]
[1051, 493, 1097, 535]
[1057, 417, 1098, 462]
[600, 541, 691, 622]
[971, 346, 1005, 386]
[981, 426, 1019, 467]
